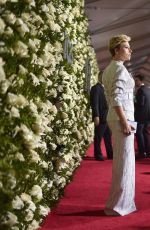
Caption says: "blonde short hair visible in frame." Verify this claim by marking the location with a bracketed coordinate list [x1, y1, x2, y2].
[109, 34, 131, 56]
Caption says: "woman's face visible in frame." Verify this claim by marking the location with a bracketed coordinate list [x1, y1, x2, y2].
[115, 41, 132, 61]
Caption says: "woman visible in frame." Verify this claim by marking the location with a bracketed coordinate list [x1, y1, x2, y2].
[102, 34, 136, 216]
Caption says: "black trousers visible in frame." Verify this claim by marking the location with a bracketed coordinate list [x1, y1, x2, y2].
[136, 122, 150, 156]
[94, 123, 113, 159]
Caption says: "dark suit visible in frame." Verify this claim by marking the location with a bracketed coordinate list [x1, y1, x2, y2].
[90, 82, 113, 159]
[134, 85, 150, 156]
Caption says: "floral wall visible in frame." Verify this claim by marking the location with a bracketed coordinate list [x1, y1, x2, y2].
[0, 0, 99, 229]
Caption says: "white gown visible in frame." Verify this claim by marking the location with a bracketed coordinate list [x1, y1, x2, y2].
[102, 60, 136, 216]
[105, 121, 136, 216]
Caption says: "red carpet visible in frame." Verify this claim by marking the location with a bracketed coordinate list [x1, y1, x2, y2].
[39, 140, 150, 230]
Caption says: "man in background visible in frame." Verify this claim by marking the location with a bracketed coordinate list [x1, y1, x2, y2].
[134, 74, 150, 158]
[90, 71, 113, 161]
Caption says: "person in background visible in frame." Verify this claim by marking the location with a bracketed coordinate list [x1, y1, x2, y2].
[102, 34, 136, 216]
[90, 71, 113, 161]
[134, 74, 150, 158]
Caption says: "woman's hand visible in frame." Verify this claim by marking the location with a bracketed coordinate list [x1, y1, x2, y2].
[122, 121, 133, 135]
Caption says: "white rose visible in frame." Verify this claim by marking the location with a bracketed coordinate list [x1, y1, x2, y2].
[3, 212, 18, 226]
[47, 180, 53, 188]
[25, 210, 34, 222]
[47, 2, 56, 13]
[40, 160, 48, 169]
[30, 185, 43, 200]
[15, 18, 29, 36]
[0, 18, 6, 34]
[19, 64, 28, 75]
[14, 41, 28, 58]
[49, 105, 57, 114]
[29, 100, 38, 112]
[7, 93, 28, 108]
[11, 227, 19, 230]
[30, 73, 40, 86]
[10, 106, 20, 118]
[25, 0, 35, 6]
[48, 89, 57, 97]
[42, 68, 50, 77]
[4, 12, 16, 24]
[61, 112, 68, 119]
[15, 152, 25, 161]
[5, 26, 14, 36]
[51, 143, 57, 150]
[0, 57, 6, 82]
[40, 52, 56, 67]
[41, 4, 49, 12]
[12, 195, 24, 209]
[76, 130, 82, 140]
[0, 181, 3, 188]
[28, 39, 41, 52]
[0, 0, 7, 4]
[8, 174, 16, 189]
[27, 220, 39, 230]
[1, 79, 10, 93]
[39, 205, 50, 216]
[30, 150, 41, 163]
[21, 193, 31, 203]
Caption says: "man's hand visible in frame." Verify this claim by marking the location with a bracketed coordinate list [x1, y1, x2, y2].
[94, 117, 100, 126]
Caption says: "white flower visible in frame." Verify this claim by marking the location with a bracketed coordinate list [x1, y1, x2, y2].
[25, 0, 35, 6]
[8, 174, 16, 189]
[1, 79, 10, 94]
[10, 106, 20, 118]
[30, 185, 43, 200]
[41, 4, 49, 12]
[5, 26, 14, 36]
[47, 2, 56, 13]
[11, 227, 19, 230]
[12, 195, 24, 209]
[29, 101, 38, 114]
[40, 160, 48, 169]
[3, 212, 18, 226]
[13, 41, 28, 58]
[49, 105, 57, 114]
[76, 130, 82, 140]
[42, 68, 50, 78]
[0, 181, 3, 188]
[25, 210, 34, 222]
[28, 38, 41, 52]
[19, 65, 28, 75]
[27, 220, 39, 230]
[30, 150, 41, 163]
[15, 18, 29, 36]
[0, 18, 6, 34]
[0, 57, 6, 82]
[0, 0, 7, 4]
[28, 201, 36, 212]
[39, 205, 50, 216]
[48, 89, 57, 97]
[40, 52, 56, 67]
[61, 112, 68, 119]
[47, 180, 53, 188]
[4, 12, 16, 24]
[30, 72, 40, 86]
[21, 193, 32, 203]
[17, 124, 41, 150]
[15, 152, 25, 161]
[51, 143, 57, 150]
[7, 93, 28, 108]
